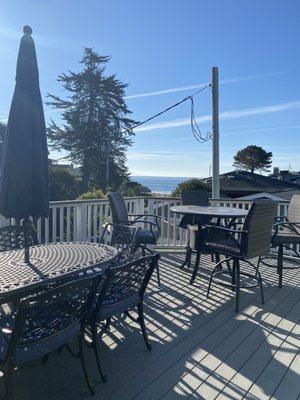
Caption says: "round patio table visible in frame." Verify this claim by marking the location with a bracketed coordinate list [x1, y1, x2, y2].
[170, 205, 248, 219]
[0, 242, 118, 302]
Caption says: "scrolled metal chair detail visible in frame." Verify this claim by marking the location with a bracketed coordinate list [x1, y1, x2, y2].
[0, 274, 106, 399]
[100, 222, 139, 263]
[108, 192, 161, 284]
[0, 224, 38, 252]
[88, 253, 160, 382]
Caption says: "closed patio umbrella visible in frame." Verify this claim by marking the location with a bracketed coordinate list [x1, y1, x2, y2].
[0, 26, 49, 262]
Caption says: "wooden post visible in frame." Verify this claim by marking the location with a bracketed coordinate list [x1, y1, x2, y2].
[212, 67, 220, 199]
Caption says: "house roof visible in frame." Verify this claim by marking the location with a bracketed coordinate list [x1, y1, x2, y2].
[202, 170, 300, 196]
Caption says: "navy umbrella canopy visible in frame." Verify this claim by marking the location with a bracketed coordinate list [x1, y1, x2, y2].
[0, 26, 49, 221]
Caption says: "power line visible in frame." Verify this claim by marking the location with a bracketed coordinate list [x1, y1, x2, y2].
[52, 82, 211, 163]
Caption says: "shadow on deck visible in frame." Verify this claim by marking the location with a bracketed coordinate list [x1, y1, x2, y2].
[4, 251, 300, 400]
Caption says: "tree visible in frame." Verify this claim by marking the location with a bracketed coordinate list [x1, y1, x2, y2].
[49, 168, 81, 201]
[119, 180, 151, 197]
[77, 188, 105, 200]
[233, 145, 272, 174]
[47, 48, 136, 193]
[172, 178, 211, 197]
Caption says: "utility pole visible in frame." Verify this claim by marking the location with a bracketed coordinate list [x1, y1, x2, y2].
[211, 67, 220, 199]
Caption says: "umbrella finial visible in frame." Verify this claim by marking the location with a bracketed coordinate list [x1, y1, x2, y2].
[23, 25, 32, 35]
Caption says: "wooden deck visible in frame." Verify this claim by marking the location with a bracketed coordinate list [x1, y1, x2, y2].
[5, 251, 300, 400]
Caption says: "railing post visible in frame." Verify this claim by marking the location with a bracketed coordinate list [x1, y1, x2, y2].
[75, 203, 88, 242]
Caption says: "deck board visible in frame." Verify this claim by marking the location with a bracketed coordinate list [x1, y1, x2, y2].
[4, 251, 300, 400]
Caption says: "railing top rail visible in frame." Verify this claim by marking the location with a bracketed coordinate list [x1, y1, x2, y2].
[48, 196, 290, 207]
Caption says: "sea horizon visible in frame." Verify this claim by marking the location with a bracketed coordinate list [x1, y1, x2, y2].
[132, 175, 199, 194]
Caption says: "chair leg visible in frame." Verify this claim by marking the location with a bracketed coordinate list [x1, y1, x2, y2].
[257, 258, 265, 304]
[215, 253, 222, 270]
[78, 335, 96, 395]
[104, 318, 111, 331]
[156, 263, 161, 287]
[91, 325, 107, 382]
[190, 251, 201, 284]
[206, 258, 228, 299]
[4, 368, 14, 400]
[235, 260, 240, 313]
[231, 259, 236, 292]
[278, 245, 284, 288]
[181, 244, 191, 269]
[137, 303, 152, 351]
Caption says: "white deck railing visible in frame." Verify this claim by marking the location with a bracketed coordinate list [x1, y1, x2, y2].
[0, 196, 289, 249]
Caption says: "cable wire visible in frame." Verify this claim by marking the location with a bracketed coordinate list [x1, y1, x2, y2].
[52, 82, 211, 163]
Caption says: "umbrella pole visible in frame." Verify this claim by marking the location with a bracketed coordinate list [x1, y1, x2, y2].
[23, 219, 31, 263]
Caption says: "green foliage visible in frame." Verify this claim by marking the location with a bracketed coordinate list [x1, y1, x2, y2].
[47, 48, 136, 193]
[49, 168, 81, 201]
[77, 188, 106, 200]
[119, 180, 151, 197]
[171, 178, 211, 197]
[233, 145, 272, 174]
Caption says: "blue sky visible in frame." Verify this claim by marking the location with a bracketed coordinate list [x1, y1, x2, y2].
[0, 0, 299, 177]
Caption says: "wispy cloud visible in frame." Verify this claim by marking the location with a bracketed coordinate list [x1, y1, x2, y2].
[134, 101, 300, 133]
[125, 72, 288, 99]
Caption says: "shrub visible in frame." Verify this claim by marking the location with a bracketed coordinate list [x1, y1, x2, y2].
[171, 178, 211, 197]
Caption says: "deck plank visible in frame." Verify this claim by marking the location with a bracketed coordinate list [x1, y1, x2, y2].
[3, 251, 300, 400]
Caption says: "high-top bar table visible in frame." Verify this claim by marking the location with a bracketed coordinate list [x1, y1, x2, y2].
[170, 205, 248, 220]
[0, 242, 118, 302]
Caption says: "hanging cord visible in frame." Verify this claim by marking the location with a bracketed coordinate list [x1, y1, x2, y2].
[189, 96, 212, 143]
[52, 83, 211, 163]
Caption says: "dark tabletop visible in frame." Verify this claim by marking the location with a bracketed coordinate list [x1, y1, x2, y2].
[0, 242, 118, 301]
[170, 205, 248, 218]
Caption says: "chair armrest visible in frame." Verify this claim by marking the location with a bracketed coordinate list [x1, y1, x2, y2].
[128, 214, 161, 231]
[274, 216, 288, 222]
[128, 219, 158, 229]
[128, 213, 161, 222]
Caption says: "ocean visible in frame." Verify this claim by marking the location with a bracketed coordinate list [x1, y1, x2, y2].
[132, 176, 192, 194]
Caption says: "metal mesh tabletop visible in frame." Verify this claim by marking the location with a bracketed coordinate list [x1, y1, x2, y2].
[0, 242, 118, 301]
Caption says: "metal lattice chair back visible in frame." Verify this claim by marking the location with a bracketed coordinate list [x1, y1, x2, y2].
[0, 224, 38, 252]
[6, 275, 102, 354]
[108, 192, 129, 225]
[241, 200, 277, 259]
[99, 254, 159, 309]
[180, 190, 209, 206]
[287, 194, 300, 233]
[100, 223, 139, 263]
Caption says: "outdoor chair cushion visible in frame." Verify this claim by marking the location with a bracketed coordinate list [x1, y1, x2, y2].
[98, 294, 141, 319]
[136, 228, 160, 245]
[0, 314, 80, 363]
[203, 238, 242, 257]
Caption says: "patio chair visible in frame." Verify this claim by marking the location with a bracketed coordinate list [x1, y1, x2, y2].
[88, 253, 160, 382]
[179, 190, 211, 269]
[100, 222, 139, 263]
[108, 192, 161, 285]
[270, 194, 300, 287]
[0, 273, 107, 399]
[0, 224, 38, 252]
[202, 201, 277, 312]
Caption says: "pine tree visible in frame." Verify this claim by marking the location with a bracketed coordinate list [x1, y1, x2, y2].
[47, 48, 136, 193]
[233, 145, 272, 174]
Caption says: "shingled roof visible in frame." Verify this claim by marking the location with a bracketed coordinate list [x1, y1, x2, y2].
[202, 170, 300, 198]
